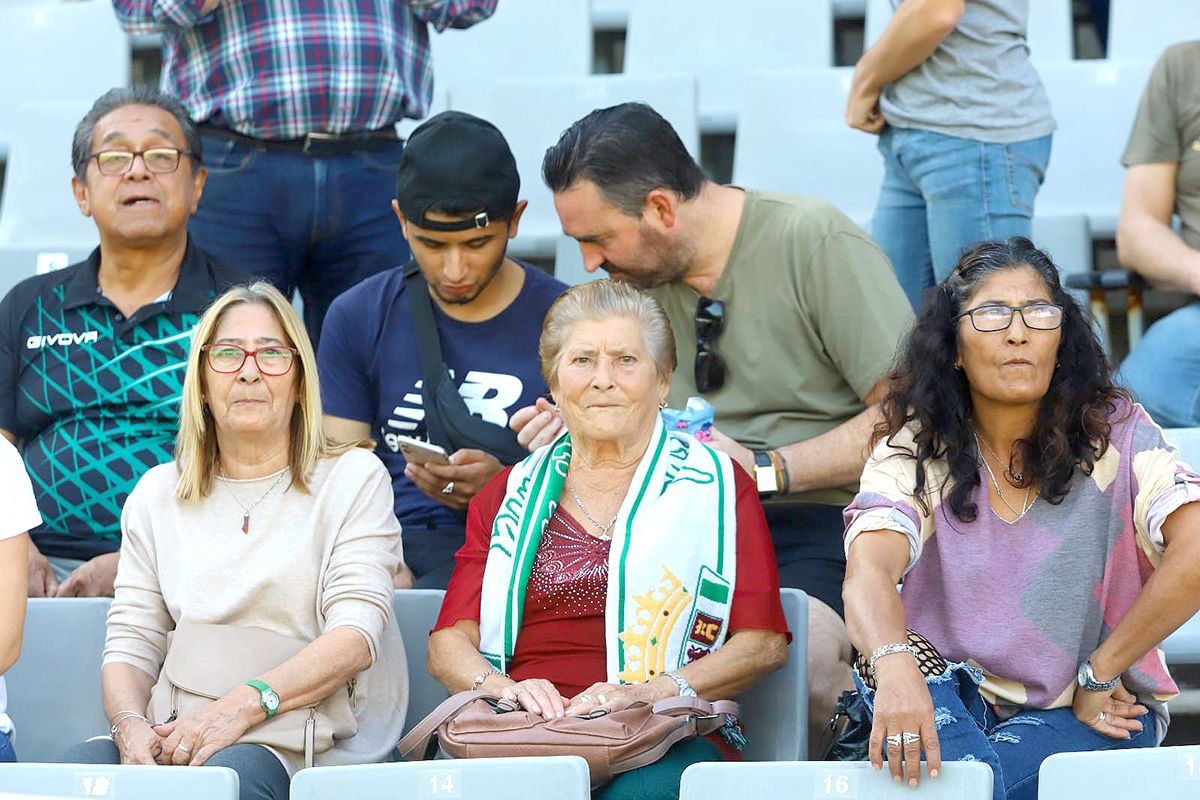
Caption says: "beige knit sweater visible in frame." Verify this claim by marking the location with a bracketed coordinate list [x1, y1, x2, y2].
[104, 447, 408, 774]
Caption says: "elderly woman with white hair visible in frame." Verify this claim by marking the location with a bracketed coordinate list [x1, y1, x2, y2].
[66, 282, 408, 800]
[428, 280, 789, 799]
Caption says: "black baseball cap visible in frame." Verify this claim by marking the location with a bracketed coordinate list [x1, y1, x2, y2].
[395, 111, 520, 232]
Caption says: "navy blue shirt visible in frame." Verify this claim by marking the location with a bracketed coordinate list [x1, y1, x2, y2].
[318, 261, 566, 530]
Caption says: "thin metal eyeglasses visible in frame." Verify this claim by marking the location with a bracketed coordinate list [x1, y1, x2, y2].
[89, 148, 194, 176]
[954, 302, 1064, 332]
[694, 296, 726, 393]
[201, 344, 298, 376]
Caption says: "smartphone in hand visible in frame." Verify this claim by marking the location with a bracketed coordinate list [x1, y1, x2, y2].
[396, 436, 451, 465]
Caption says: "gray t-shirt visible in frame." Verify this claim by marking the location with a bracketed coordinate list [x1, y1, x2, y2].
[879, 0, 1055, 143]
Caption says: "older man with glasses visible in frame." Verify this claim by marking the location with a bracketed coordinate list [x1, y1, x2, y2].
[0, 86, 245, 600]
[510, 102, 914, 755]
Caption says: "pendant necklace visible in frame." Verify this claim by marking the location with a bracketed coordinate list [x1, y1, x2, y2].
[218, 467, 289, 534]
[972, 431, 1036, 522]
[565, 473, 618, 540]
[973, 427, 1024, 484]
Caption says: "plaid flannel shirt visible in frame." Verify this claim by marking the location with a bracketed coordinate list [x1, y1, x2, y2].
[112, 0, 497, 140]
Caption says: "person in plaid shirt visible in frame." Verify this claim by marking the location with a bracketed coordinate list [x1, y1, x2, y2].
[111, 0, 498, 344]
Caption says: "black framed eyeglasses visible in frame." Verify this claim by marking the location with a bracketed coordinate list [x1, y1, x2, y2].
[89, 147, 193, 176]
[694, 296, 726, 393]
[201, 344, 298, 376]
[955, 302, 1064, 333]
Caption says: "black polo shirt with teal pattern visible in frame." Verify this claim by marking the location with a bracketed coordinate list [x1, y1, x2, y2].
[0, 242, 245, 560]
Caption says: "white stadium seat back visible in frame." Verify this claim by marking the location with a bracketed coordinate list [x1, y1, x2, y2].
[680, 761, 994, 800]
[5, 599, 112, 763]
[292, 756, 591, 800]
[1038, 745, 1200, 798]
[737, 589, 808, 761]
[625, 0, 834, 131]
[393, 589, 450, 735]
[733, 68, 881, 227]
[0, 764, 238, 800]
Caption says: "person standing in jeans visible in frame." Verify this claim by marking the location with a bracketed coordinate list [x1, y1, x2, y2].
[847, 0, 1055, 310]
[0, 437, 40, 761]
[111, 0, 498, 345]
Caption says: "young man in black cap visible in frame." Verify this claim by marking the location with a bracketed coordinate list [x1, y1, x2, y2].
[317, 111, 566, 589]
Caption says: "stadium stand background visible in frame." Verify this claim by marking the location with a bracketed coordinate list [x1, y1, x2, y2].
[0, 0, 1198, 753]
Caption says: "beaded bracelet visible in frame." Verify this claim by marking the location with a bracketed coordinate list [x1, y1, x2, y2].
[471, 669, 510, 691]
[866, 642, 919, 678]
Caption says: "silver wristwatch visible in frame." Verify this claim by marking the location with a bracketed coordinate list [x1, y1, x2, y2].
[1076, 660, 1120, 692]
[664, 670, 697, 697]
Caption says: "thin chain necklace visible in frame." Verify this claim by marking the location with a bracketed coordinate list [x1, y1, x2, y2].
[974, 428, 1024, 485]
[972, 432, 1036, 522]
[565, 473, 619, 539]
[553, 509, 613, 543]
[218, 467, 289, 534]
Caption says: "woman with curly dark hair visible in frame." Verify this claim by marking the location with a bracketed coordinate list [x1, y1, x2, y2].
[842, 238, 1200, 799]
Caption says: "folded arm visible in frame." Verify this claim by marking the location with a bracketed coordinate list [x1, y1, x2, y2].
[1116, 162, 1200, 294]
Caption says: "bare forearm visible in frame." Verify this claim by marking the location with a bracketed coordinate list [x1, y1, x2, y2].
[854, 0, 963, 93]
[1116, 216, 1200, 294]
[103, 662, 158, 722]
[778, 404, 881, 493]
[843, 560, 909, 658]
[429, 625, 506, 693]
[255, 627, 373, 714]
[673, 630, 787, 699]
[1089, 537, 1200, 681]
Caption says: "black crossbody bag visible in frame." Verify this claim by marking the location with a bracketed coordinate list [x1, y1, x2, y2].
[402, 262, 530, 465]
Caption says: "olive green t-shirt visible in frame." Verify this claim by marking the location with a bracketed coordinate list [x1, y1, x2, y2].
[1122, 40, 1200, 250]
[652, 189, 913, 507]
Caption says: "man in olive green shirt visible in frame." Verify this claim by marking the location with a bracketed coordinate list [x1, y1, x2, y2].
[511, 102, 913, 752]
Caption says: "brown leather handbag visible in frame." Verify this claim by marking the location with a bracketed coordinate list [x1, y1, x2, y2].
[146, 621, 358, 767]
[396, 690, 739, 789]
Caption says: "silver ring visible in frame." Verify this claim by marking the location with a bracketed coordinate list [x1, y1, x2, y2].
[514, 689, 529, 698]
[578, 694, 594, 704]
[441, 481, 455, 496]
[596, 693, 609, 705]
[901, 732, 921, 745]
[177, 743, 192, 753]
[1098, 711, 1106, 721]
[885, 734, 903, 747]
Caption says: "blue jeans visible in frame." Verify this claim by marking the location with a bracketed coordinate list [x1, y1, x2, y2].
[872, 128, 1053, 310]
[0, 729, 16, 762]
[1118, 302, 1200, 427]
[189, 132, 412, 345]
[855, 663, 1154, 800]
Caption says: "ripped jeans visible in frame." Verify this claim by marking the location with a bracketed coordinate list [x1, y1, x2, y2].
[854, 662, 1155, 800]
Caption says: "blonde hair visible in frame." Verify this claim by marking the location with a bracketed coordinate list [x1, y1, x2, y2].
[539, 279, 677, 391]
[174, 281, 358, 501]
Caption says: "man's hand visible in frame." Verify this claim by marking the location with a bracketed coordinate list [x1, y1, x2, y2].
[200, 0, 222, 13]
[27, 542, 59, 598]
[56, 552, 119, 597]
[845, 78, 885, 134]
[509, 397, 564, 452]
[707, 427, 754, 477]
[406, 448, 504, 511]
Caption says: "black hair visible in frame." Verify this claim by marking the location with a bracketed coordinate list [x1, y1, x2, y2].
[72, 86, 202, 180]
[541, 102, 707, 216]
[876, 237, 1130, 522]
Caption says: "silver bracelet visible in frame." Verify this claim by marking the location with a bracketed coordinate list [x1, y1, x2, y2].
[108, 711, 150, 735]
[471, 669, 509, 691]
[867, 642, 919, 677]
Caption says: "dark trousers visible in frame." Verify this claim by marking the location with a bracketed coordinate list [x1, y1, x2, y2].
[404, 524, 468, 590]
[762, 504, 847, 617]
[189, 132, 412, 346]
[64, 738, 290, 800]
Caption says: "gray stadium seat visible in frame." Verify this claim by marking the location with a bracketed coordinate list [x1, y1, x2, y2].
[0, 1, 129, 158]
[1108, 0, 1200, 62]
[624, 0, 834, 132]
[460, 73, 699, 259]
[733, 67, 881, 228]
[866, 0, 1072, 62]
[291, 756, 591, 800]
[393, 589, 450, 735]
[680, 761, 994, 800]
[1036, 59, 1154, 238]
[5, 598, 110, 763]
[1038, 745, 1200, 798]
[429, 0, 592, 118]
[738, 588, 808, 761]
[0, 764, 238, 800]
[0, 101, 101, 297]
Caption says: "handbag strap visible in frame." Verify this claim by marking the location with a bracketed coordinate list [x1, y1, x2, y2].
[396, 690, 498, 761]
[611, 697, 740, 776]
